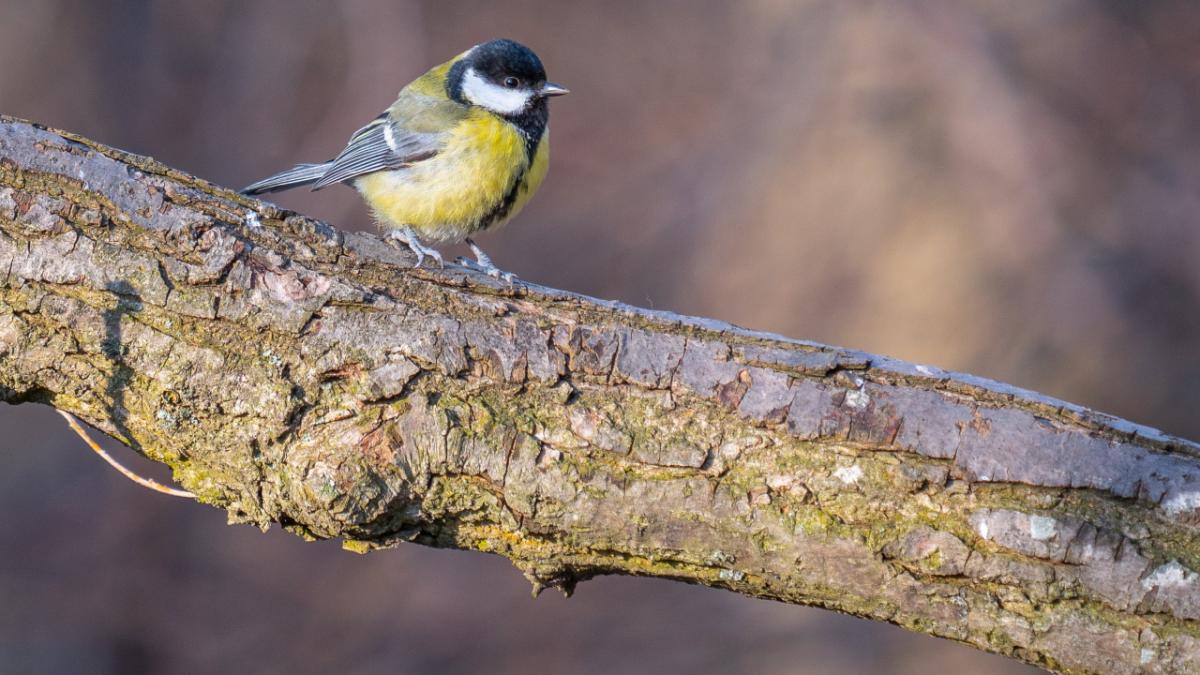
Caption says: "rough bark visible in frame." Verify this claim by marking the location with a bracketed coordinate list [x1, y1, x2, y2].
[2, 115, 1199, 673]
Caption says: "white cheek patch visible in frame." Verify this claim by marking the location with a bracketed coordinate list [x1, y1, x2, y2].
[461, 67, 531, 115]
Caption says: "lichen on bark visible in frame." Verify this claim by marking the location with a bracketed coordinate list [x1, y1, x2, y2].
[3, 115, 1200, 674]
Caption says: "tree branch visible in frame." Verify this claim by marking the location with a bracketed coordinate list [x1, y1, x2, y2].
[2, 115, 1198, 673]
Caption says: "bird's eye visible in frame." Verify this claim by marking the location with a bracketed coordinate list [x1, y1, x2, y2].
[503, 77, 520, 88]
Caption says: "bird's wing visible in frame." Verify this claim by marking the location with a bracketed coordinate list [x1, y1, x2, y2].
[311, 113, 441, 190]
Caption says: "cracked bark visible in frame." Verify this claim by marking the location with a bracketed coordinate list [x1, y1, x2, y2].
[2, 115, 1199, 674]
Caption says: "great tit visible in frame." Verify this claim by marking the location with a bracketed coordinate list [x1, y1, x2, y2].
[242, 39, 568, 278]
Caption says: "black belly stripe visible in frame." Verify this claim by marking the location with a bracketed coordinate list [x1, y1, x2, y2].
[473, 97, 549, 230]
[511, 99, 548, 163]
[475, 128, 543, 231]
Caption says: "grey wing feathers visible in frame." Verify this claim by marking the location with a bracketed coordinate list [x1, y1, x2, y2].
[241, 115, 439, 196]
[311, 116, 438, 190]
[240, 162, 330, 195]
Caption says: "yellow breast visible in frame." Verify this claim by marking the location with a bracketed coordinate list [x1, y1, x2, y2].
[354, 111, 549, 243]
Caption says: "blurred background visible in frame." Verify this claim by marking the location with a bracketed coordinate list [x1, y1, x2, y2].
[2, 1, 1198, 673]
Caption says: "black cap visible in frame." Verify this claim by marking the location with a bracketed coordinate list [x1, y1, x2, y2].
[467, 39, 547, 87]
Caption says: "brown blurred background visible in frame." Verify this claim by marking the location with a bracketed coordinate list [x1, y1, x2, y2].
[2, 1, 1198, 673]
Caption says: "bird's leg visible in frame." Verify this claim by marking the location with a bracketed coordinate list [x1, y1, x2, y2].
[386, 226, 443, 269]
[459, 237, 517, 283]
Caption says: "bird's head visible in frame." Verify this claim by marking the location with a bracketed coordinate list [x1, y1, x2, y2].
[449, 39, 568, 117]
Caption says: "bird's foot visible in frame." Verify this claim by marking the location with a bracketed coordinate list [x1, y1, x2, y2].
[458, 238, 517, 283]
[457, 256, 517, 283]
[386, 227, 443, 269]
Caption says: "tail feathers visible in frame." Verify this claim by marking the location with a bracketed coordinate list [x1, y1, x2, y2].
[241, 162, 332, 195]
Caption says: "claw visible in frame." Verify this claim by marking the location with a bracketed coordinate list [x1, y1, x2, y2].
[462, 238, 517, 283]
[386, 227, 443, 269]
[457, 256, 517, 283]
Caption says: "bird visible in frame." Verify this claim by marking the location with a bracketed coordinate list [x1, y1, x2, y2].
[241, 39, 568, 279]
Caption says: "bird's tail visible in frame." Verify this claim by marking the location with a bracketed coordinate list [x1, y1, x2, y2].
[240, 162, 332, 195]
